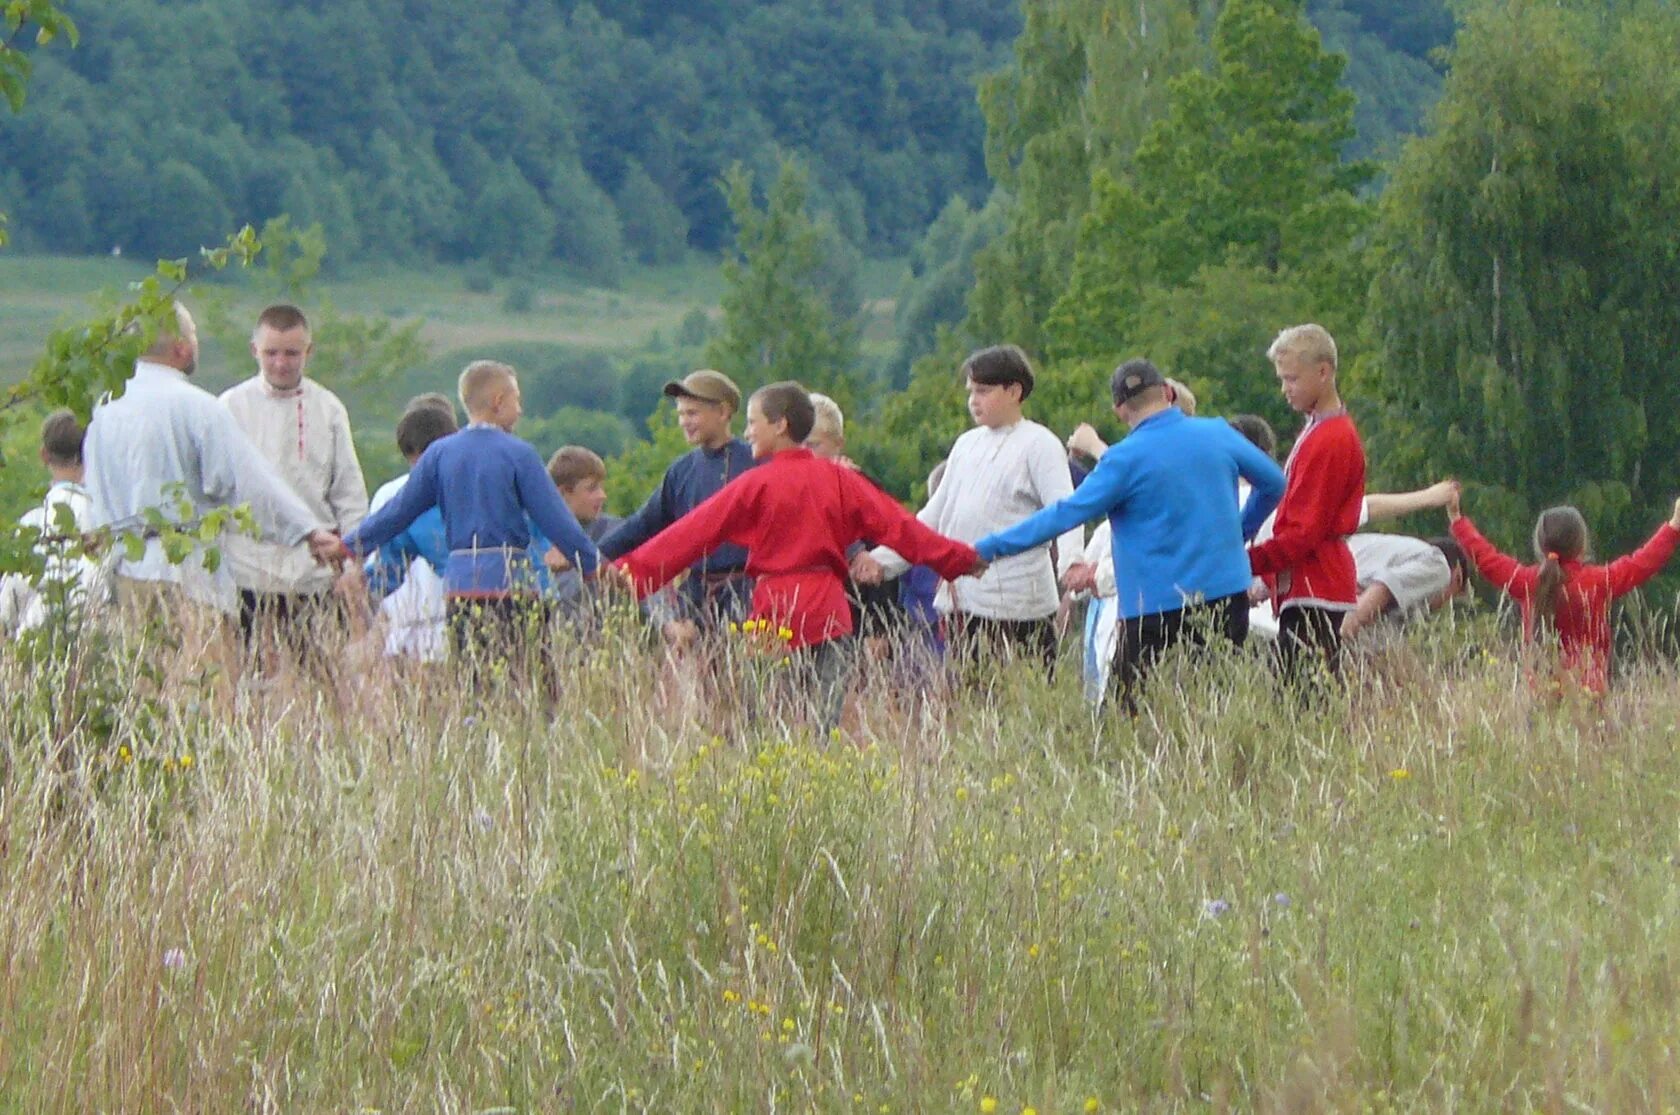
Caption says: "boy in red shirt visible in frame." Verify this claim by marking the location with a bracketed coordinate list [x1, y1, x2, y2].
[1247, 324, 1366, 679]
[617, 381, 985, 729]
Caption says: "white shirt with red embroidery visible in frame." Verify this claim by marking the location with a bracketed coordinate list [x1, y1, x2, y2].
[220, 376, 368, 595]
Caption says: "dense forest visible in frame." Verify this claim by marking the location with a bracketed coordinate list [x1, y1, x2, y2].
[17, 0, 1677, 572]
[0, 0, 1446, 274]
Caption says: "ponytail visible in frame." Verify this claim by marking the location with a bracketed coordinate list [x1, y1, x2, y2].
[1530, 506, 1590, 627]
[1532, 552, 1568, 627]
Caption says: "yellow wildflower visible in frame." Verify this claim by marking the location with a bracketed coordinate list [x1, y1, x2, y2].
[1389, 768, 1411, 781]
[980, 1099, 998, 1114]
[1085, 1100, 1101, 1113]
[178, 753, 194, 769]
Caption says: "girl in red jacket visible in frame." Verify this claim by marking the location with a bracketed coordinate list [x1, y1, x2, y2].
[1447, 484, 1680, 695]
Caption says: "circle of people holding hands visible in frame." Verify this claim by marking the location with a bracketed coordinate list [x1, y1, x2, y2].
[13, 302, 1680, 725]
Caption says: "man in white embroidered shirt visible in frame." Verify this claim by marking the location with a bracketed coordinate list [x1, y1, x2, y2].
[84, 303, 343, 658]
[220, 304, 369, 656]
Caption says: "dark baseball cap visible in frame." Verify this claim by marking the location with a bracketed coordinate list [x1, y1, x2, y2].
[1110, 358, 1167, 405]
[663, 369, 742, 411]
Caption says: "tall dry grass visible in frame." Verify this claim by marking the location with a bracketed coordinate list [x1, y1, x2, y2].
[4, 603, 1680, 1112]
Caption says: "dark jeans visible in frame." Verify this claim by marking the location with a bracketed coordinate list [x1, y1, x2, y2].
[676, 572, 754, 631]
[948, 613, 1059, 675]
[238, 589, 343, 672]
[1112, 592, 1248, 712]
[1276, 604, 1344, 686]
[446, 595, 550, 662]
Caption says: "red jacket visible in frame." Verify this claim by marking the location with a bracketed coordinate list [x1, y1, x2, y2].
[1451, 516, 1680, 694]
[619, 448, 977, 648]
[1248, 411, 1366, 612]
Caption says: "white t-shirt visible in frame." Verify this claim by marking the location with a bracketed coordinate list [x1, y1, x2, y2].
[0, 481, 104, 634]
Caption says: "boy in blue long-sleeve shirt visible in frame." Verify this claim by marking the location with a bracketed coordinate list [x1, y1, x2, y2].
[343, 361, 600, 652]
[975, 359, 1286, 708]
[597, 370, 759, 647]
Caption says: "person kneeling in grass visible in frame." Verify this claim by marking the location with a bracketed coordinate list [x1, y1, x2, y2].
[616, 381, 986, 732]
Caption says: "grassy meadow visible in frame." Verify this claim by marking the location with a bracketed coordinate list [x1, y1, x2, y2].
[4, 606, 1680, 1112]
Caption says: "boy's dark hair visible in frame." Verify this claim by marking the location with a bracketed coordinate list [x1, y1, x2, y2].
[256, 303, 310, 334]
[753, 381, 816, 444]
[408, 392, 456, 419]
[396, 401, 458, 459]
[1227, 414, 1278, 459]
[548, 445, 606, 490]
[962, 344, 1035, 401]
[41, 408, 86, 466]
[1428, 535, 1468, 581]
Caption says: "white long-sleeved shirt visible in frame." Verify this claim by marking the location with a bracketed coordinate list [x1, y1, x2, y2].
[0, 481, 105, 634]
[85, 361, 324, 615]
[221, 376, 368, 594]
[872, 419, 1084, 621]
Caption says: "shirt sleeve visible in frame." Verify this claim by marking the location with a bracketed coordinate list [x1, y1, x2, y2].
[1027, 429, 1085, 575]
[516, 447, 600, 576]
[199, 405, 321, 546]
[325, 399, 370, 533]
[870, 442, 958, 579]
[618, 481, 749, 598]
[1247, 430, 1361, 577]
[1450, 516, 1536, 602]
[1605, 522, 1680, 597]
[844, 470, 977, 583]
[597, 468, 676, 559]
[975, 447, 1127, 563]
[1230, 432, 1287, 542]
[345, 449, 440, 557]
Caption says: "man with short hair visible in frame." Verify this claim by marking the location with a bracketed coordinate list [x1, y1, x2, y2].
[84, 302, 341, 631]
[597, 369, 759, 644]
[220, 304, 368, 650]
[975, 358, 1286, 709]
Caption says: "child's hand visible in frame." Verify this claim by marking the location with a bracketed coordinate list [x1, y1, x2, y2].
[1670, 495, 1680, 530]
[1423, 479, 1458, 509]
[1061, 561, 1097, 595]
[968, 556, 991, 580]
[1444, 480, 1462, 522]
[1066, 423, 1108, 461]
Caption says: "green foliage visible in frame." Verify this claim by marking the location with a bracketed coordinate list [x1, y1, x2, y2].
[1360, 1, 1680, 554]
[704, 158, 862, 400]
[0, 0, 1020, 262]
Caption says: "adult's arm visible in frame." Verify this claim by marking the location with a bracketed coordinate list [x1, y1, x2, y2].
[1605, 522, 1680, 598]
[1230, 432, 1286, 542]
[844, 470, 978, 582]
[199, 406, 320, 545]
[1027, 428, 1086, 576]
[1449, 516, 1536, 602]
[618, 483, 748, 598]
[975, 449, 1127, 563]
[515, 446, 600, 576]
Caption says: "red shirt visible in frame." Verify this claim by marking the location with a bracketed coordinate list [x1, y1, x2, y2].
[1451, 516, 1679, 694]
[619, 448, 978, 648]
[1248, 411, 1365, 611]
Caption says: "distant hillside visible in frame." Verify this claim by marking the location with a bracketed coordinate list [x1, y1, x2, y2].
[0, 0, 1448, 272]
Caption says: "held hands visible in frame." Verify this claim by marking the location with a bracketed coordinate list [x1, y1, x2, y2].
[1670, 496, 1680, 530]
[1061, 561, 1097, 595]
[1066, 423, 1109, 461]
[968, 555, 990, 580]
[1443, 479, 1462, 523]
[307, 529, 349, 568]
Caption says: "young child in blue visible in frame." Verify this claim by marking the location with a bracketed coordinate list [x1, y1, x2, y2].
[343, 361, 600, 650]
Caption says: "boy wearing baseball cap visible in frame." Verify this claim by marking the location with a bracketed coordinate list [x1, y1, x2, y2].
[597, 369, 760, 643]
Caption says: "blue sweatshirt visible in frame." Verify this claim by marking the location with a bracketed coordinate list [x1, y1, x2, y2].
[345, 426, 600, 596]
[597, 439, 758, 576]
[976, 408, 1286, 620]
